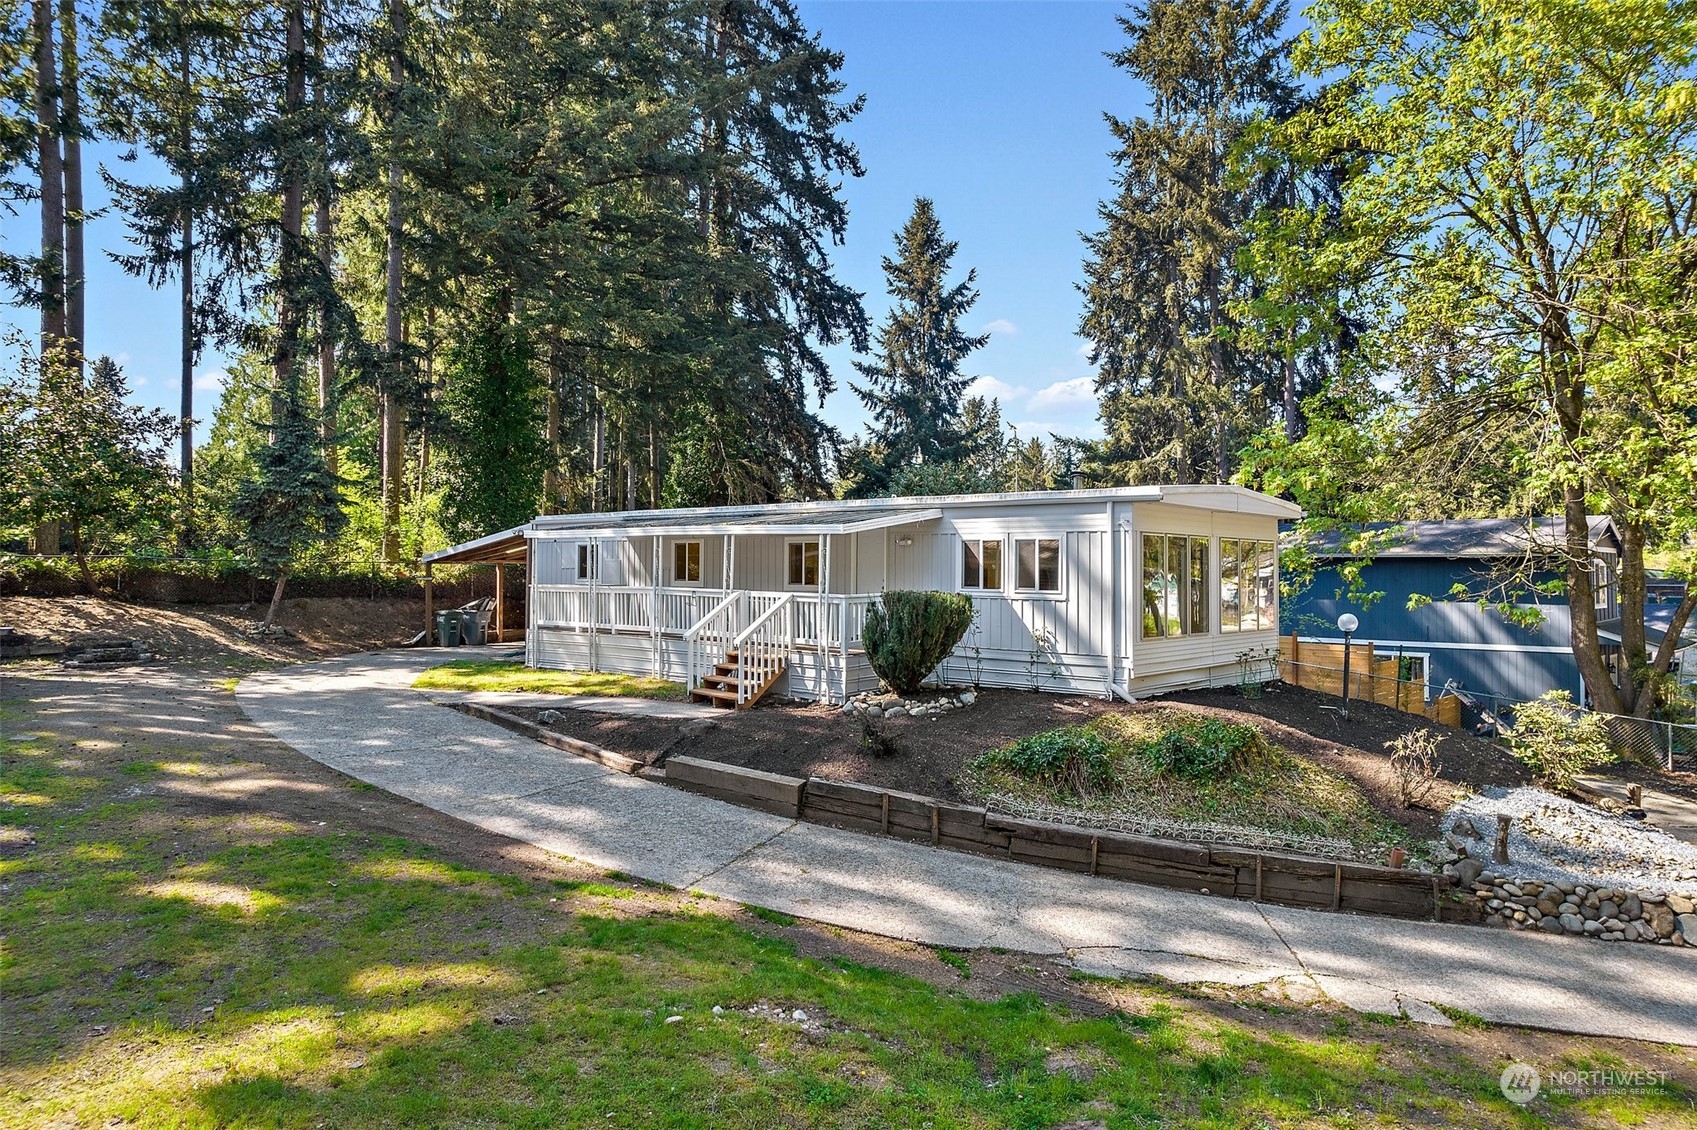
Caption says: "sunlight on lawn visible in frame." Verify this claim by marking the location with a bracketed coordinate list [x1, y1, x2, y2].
[136, 879, 287, 917]
[412, 660, 686, 700]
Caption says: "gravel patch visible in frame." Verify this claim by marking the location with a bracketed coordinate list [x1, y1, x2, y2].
[1445, 786, 1697, 895]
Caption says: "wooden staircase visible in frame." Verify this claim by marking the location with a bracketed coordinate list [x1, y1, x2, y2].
[689, 649, 786, 709]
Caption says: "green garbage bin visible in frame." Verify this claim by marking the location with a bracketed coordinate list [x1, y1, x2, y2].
[435, 610, 460, 647]
[459, 609, 485, 646]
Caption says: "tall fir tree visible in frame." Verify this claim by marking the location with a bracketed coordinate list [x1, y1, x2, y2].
[1080, 0, 1295, 484]
[849, 197, 989, 496]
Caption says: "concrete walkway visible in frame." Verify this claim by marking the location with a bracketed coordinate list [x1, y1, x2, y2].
[1579, 774, 1697, 847]
[238, 649, 1697, 1046]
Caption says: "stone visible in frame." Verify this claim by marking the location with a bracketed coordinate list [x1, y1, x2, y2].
[1583, 920, 1603, 935]
[1454, 858, 1483, 886]
[712, 1005, 724, 1015]
[841, 703, 855, 714]
[1558, 913, 1584, 933]
[538, 709, 562, 724]
[1599, 900, 1620, 920]
[792, 1009, 808, 1021]
[1678, 914, 1697, 941]
[1536, 899, 1559, 917]
[1648, 905, 1677, 938]
[1603, 931, 1624, 941]
[1538, 916, 1561, 933]
[1555, 880, 1576, 895]
[1623, 894, 1642, 920]
[865, 706, 883, 719]
[664, 1015, 683, 1024]
[1667, 894, 1695, 916]
[1502, 883, 1523, 898]
[1451, 816, 1478, 838]
[959, 691, 976, 705]
[1431, 845, 1460, 866]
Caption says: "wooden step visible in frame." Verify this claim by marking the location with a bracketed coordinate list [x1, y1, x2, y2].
[689, 685, 740, 706]
[689, 654, 786, 709]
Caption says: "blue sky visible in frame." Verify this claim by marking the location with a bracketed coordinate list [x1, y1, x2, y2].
[4, 1, 1142, 453]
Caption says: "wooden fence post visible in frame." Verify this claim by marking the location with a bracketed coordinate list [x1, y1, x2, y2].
[1289, 633, 1301, 688]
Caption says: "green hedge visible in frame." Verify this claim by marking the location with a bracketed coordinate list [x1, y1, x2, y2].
[861, 590, 975, 694]
[0, 553, 490, 604]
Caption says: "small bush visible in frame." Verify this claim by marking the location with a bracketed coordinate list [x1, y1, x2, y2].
[1504, 691, 1613, 790]
[861, 590, 975, 695]
[977, 726, 1115, 797]
[1138, 717, 1264, 779]
[1385, 729, 1442, 808]
[859, 715, 900, 758]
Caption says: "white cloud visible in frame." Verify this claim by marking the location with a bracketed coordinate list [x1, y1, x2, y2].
[966, 375, 1028, 403]
[1026, 376, 1098, 416]
[192, 368, 229, 393]
[1011, 418, 1107, 441]
[980, 318, 1018, 337]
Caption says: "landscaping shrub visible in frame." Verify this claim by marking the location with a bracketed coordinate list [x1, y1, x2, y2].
[1504, 690, 1613, 790]
[976, 726, 1114, 797]
[860, 590, 974, 694]
[1138, 717, 1264, 779]
[1385, 729, 1442, 808]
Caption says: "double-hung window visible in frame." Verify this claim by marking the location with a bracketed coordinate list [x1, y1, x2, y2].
[1013, 537, 1061, 594]
[1219, 538, 1277, 631]
[787, 540, 819, 588]
[961, 538, 1003, 591]
[671, 540, 702, 585]
[1140, 534, 1208, 638]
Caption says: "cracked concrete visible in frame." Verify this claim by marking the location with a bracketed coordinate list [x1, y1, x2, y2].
[238, 648, 1697, 1046]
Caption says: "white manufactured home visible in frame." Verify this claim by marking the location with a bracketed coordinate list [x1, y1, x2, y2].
[424, 486, 1300, 707]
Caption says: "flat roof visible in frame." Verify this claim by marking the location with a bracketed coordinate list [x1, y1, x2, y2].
[1296, 517, 1616, 560]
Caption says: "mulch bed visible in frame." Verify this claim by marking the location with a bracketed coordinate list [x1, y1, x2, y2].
[522, 681, 1532, 841]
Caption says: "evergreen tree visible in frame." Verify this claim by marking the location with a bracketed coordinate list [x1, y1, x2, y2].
[850, 197, 989, 495]
[231, 376, 345, 630]
[1080, 0, 1295, 484]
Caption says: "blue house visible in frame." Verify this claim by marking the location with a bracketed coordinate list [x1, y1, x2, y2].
[1281, 518, 1629, 710]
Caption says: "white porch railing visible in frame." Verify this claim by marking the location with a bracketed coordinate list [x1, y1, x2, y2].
[732, 594, 794, 705]
[531, 584, 882, 700]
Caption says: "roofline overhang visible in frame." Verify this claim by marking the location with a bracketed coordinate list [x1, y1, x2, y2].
[524, 508, 947, 540]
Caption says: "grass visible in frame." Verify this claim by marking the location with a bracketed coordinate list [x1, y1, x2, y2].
[962, 708, 1411, 860]
[412, 660, 686, 700]
[5, 697, 1693, 1128]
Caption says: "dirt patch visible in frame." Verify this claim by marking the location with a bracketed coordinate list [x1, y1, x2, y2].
[0, 595, 432, 666]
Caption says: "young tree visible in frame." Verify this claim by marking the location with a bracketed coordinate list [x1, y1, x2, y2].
[2, 345, 176, 592]
[231, 377, 345, 631]
[1080, 0, 1295, 484]
[1275, 0, 1697, 717]
[850, 197, 989, 495]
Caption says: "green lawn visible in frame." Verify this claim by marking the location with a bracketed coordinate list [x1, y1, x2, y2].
[413, 659, 687, 700]
[4, 693, 1692, 1127]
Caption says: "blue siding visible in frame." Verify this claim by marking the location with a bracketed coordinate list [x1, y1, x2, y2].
[1282, 561, 1581, 706]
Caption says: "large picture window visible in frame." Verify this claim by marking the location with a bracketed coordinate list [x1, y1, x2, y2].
[1013, 537, 1061, 593]
[1220, 539, 1277, 631]
[961, 538, 1003, 590]
[671, 540, 702, 585]
[787, 540, 819, 588]
[1140, 534, 1208, 638]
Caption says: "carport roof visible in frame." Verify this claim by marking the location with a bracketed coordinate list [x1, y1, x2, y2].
[421, 525, 529, 565]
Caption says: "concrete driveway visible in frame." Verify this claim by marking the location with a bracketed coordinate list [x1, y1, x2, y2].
[238, 649, 1697, 1046]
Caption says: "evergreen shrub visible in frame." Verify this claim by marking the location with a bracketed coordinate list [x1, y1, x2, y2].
[860, 590, 974, 694]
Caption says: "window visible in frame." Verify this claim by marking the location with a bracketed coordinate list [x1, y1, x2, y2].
[1013, 537, 1061, 593]
[1140, 534, 1208, 638]
[1593, 553, 1617, 611]
[961, 538, 1003, 591]
[787, 540, 819, 587]
[574, 541, 598, 583]
[671, 540, 702, 585]
[1220, 539, 1277, 632]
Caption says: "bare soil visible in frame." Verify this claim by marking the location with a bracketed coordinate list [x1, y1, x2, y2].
[522, 682, 1529, 842]
[0, 594, 431, 666]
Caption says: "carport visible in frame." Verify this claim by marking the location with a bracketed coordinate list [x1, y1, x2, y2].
[420, 525, 529, 645]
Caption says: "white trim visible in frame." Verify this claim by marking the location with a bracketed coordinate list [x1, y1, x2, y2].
[958, 535, 1006, 594]
[1300, 635, 1575, 655]
[527, 508, 945, 541]
[572, 540, 599, 584]
[1010, 535, 1064, 597]
[669, 538, 704, 587]
[785, 538, 821, 590]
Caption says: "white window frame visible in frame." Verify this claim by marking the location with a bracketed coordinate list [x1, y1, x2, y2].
[1140, 533, 1209, 639]
[785, 538, 820, 590]
[670, 539, 704, 587]
[1011, 536, 1064, 597]
[959, 537, 1005, 594]
[574, 541, 599, 584]
[1219, 537, 1277, 634]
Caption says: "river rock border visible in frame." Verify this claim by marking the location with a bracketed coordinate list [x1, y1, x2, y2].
[1474, 875, 1695, 945]
[842, 688, 976, 720]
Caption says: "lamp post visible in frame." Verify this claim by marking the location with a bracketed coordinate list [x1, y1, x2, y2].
[1337, 613, 1360, 720]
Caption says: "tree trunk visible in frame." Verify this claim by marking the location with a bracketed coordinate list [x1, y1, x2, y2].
[1616, 521, 1649, 711]
[1643, 587, 1697, 718]
[380, 0, 406, 563]
[1283, 331, 1299, 444]
[178, 137, 195, 547]
[57, 0, 82, 366]
[71, 517, 93, 595]
[32, 0, 64, 346]
[263, 571, 289, 631]
[543, 349, 562, 513]
[272, 1, 306, 407]
[316, 183, 337, 475]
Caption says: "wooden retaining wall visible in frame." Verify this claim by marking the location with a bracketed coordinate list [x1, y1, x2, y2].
[662, 759, 1456, 922]
[1280, 634, 1463, 728]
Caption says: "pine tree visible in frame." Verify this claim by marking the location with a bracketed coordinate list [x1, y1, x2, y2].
[1080, 0, 1295, 484]
[850, 197, 989, 495]
[232, 376, 345, 630]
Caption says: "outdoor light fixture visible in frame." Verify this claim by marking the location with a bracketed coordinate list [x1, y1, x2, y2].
[895, 536, 914, 547]
[1337, 612, 1360, 720]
